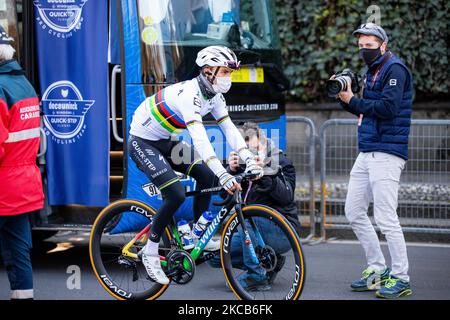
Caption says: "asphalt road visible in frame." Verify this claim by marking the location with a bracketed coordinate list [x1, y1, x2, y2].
[1, 232, 449, 300]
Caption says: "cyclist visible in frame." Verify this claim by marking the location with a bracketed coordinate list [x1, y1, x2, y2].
[128, 46, 263, 285]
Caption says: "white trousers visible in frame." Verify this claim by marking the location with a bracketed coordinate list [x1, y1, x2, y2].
[345, 152, 410, 282]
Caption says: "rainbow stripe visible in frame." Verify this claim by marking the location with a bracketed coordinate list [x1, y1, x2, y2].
[149, 89, 186, 133]
[187, 158, 202, 175]
[159, 177, 180, 190]
[186, 120, 202, 127]
[216, 115, 230, 125]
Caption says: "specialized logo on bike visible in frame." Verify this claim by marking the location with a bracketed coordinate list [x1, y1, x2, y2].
[42, 80, 94, 144]
[34, 0, 88, 38]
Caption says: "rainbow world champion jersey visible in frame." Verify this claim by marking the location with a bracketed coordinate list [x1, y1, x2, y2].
[130, 79, 229, 140]
[129, 78, 253, 177]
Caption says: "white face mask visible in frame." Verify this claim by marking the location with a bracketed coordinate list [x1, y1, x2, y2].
[250, 147, 266, 162]
[212, 76, 232, 93]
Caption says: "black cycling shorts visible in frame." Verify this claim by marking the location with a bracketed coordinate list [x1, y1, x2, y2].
[128, 134, 202, 190]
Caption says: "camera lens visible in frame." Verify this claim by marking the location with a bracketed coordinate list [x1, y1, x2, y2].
[326, 79, 344, 97]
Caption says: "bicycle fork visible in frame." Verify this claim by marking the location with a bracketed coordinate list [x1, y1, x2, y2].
[234, 193, 266, 267]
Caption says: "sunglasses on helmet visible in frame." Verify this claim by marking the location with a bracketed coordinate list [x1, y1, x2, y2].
[225, 60, 241, 70]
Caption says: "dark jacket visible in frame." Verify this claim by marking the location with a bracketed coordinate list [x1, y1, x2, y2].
[341, 52, 413, 160]
[226, 142, 301, 235]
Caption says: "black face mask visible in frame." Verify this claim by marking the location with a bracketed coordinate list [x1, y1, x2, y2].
[360, 47, 382, 65]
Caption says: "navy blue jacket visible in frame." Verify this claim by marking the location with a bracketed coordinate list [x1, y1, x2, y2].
[340, 52, 413, 160]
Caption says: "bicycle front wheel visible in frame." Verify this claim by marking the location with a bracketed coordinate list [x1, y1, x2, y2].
[89, 199, 172, 300]
[220, 205, 306, 300]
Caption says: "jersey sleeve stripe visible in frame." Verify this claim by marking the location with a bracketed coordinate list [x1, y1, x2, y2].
[186, 120, 202, 127]
[216, 115, 230, 125]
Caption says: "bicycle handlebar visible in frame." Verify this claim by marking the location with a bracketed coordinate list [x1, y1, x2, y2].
[212, 195, 233, 207]
[211, 166, 281, 207]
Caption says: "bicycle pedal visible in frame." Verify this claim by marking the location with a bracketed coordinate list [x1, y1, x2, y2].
[118, 255, 136, 268]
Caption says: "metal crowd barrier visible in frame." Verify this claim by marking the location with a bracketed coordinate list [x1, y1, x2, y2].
[286, 116, 317, 242]
[319, 119, 450, 238]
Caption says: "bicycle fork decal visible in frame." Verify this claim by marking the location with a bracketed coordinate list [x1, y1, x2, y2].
[242, 229, 261, 266]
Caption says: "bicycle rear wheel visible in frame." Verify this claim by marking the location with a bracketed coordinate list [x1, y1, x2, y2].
[89, 199, 172, 300]
[220, 205, 306, 300]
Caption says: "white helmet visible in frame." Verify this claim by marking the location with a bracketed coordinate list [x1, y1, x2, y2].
[195, 46, 240, 70]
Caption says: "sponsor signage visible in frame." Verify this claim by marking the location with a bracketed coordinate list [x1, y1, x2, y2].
[35, 0, 109, 205]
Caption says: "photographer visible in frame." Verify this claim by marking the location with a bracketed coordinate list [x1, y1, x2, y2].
[209, 122, 300, 291]
[333, 23, 413, 299]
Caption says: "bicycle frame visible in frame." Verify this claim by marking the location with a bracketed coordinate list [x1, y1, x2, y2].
[120, 181, 268, 269]
[190, 197, 237, 261]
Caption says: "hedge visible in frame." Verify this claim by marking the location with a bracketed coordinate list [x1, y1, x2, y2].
[275, 0, 450, 102]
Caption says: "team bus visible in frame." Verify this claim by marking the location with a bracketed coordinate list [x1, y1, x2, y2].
[1, 0, 289, 244]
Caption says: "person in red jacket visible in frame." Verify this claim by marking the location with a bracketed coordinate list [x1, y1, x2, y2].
[0, 26, 43, 300]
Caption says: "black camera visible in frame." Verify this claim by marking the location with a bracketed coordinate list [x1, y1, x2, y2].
[326, 69, 361, 97]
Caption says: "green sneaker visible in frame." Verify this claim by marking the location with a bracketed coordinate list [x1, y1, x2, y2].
[351, 267, 390, 292]
[376, 275, 413, 299]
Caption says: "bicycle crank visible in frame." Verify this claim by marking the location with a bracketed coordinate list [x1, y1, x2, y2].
[165, 250, 196, 284]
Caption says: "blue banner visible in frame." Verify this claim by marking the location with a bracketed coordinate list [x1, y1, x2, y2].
[108, 0, 121, 65]
[35, 0, 110, 206]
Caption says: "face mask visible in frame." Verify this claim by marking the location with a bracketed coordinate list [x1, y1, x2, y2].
[249, 147, 266, 162]
[212, 76, 232, 93]
[360, 47, 381, 65]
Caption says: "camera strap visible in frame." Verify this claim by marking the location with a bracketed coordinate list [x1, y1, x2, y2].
[357, 114, 363, 126]
[358, 52, 393, 127]
[358, 69, 368, 127]
[369, 52, 393, 89]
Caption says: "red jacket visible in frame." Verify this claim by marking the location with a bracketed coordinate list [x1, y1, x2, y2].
[0, 60, 44, 216]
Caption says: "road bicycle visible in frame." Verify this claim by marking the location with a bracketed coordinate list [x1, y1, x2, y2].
[89, 171, 306, 300]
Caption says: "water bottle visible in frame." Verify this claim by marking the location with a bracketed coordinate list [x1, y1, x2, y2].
[177, 220, 194, 250]
[192, 211, 214, 239]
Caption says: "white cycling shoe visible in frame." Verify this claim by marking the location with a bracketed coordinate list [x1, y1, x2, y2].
[141, 253, 170, 285]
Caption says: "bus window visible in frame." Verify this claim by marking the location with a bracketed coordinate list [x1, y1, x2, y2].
[136, 0, 279, 48]
[0, 0, 20, 61]
[135, 0, 280, 84]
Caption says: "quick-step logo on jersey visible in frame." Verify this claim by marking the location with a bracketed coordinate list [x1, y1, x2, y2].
[34, 0, 88, 38]
[42, 80, 94, 144]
